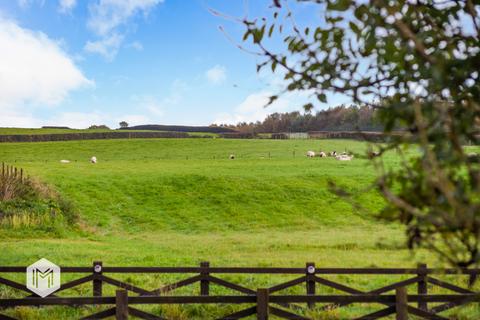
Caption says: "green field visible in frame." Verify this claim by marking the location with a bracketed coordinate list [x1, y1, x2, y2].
[1, 138, 478, 318]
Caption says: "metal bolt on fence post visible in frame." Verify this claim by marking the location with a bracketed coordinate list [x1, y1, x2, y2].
[306, 262, 316, 309]
[93, 261, 103, 297]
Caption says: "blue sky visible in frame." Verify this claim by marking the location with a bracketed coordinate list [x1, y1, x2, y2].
[0, 0, 342, 128]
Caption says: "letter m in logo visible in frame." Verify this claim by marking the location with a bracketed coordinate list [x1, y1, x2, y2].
[26, 258, 61, 297]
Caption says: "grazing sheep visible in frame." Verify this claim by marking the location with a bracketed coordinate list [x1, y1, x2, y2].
[90, 156, 97, 164]
[318, 151, 327, 158]
[60, 160, 70, 164]
[369, 151, 381, 158]
[229, 154, 235, 160]
[306, 151, 315, 158]
[329, 151, 337, 157]
[336, 154, 354, 161]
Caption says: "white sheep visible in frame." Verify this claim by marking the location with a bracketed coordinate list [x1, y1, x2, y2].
[90, 156, 97, 164]
[318, 151, 327, 158]
[60, 160, 70, 164]
[306, 151, 315, 158]
[336, 154, 354, 161]
[229, 154, 235, 160]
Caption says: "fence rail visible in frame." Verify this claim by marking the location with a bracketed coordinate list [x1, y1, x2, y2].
[0, 262, 479, 319]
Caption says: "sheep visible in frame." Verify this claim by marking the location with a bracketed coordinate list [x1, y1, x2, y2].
[306, 151, 315, 158]
[229, 154, 235, 160]
[329, 151, 337, 157]
[368, 151, 381, 158]
[60, 160, 70, 164]
[336, 154, 354, 161]
[90, 156, 97, 164]
[318, 151, 327, 158]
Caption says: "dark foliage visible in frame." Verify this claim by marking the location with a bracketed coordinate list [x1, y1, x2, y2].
[122, 124, 237, 133]
[41, 126, 71, 130]
[222, 105, 382, 133]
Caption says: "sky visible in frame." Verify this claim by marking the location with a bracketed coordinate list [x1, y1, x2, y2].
[0, 0, 346, 129]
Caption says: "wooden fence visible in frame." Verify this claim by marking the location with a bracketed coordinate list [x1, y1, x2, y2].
[0, 162, 27, 201]
[1, 163, 25, 183]
[0, 262, 479, 319]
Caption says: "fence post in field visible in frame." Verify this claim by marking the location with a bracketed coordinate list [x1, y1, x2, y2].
[256, 288, 269, 320]
[93, 261, 103, 297]
[116, 289, 128, 320]
[200, 261, 210, 296]
[306, 262, 316, 309]
[395, 287, 408, 320]
[417, 263, 428, 311]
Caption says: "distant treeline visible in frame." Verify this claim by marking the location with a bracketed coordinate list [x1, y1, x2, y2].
[41, 126, 71, 130]
[121, 124, 236, 133]
[217, 105, 382, 133]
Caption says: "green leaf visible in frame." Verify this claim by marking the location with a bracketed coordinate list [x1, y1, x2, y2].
[327, 0, 351, 11]
[317, 93, 327, 103]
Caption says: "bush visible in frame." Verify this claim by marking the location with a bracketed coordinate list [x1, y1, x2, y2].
[0, 174, 78, 236]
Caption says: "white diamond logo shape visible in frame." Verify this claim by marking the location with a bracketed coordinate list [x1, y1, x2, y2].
[26, 258, 61, 298]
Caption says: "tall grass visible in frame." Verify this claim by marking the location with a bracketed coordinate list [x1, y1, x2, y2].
[0, 164, 77, 235]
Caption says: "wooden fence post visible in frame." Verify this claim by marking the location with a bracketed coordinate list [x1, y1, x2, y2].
[417, 263, 427, 311]
[116, 289, 128, 320]
[395, 287, 408, 320]
[93, 261, 103, 297]
[256, 288, 269, 320]
[306, 262, 316, 309]
[200, 261, 210, 296]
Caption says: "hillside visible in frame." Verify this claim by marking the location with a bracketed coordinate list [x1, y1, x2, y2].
[0, 138, 424, 266]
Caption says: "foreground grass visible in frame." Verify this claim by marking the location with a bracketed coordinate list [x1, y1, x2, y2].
[1, 138, 478, 318]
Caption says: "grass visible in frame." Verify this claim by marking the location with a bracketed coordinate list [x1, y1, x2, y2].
[0, 138, 478, 318]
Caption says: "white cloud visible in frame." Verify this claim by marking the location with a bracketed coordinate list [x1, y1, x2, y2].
[17, 0, 45, 9]
[87, 0, 162, 36]
[85, 0, 162, 59]
[205, 65, 227, 85]
[46, 111, 107, 128]
[58, 0, 77, 13]
[84, 33, 124, 61]
[126, 41, 143, 51]
[214, 90, 311, 125]
[129, 79, 187, 121]
[0, 110, 41, 128]
[44, 112, 149, 129]
[115, 114, 150, 126]
[0, 17, 92, 119]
